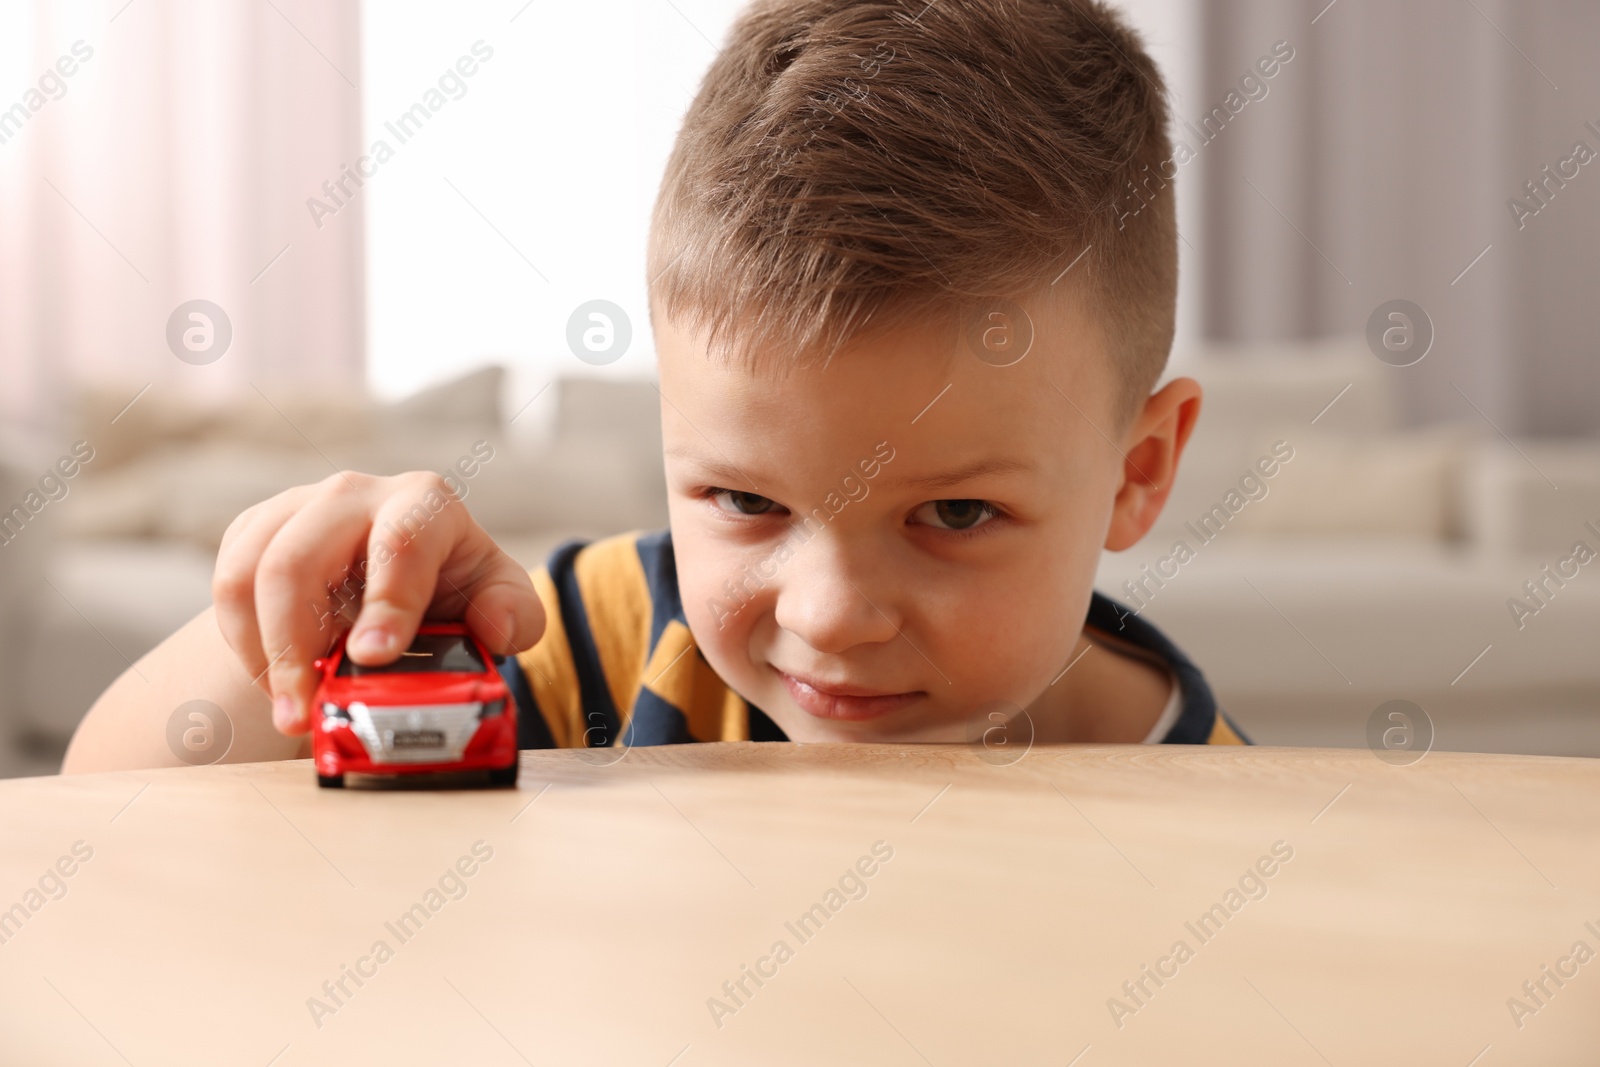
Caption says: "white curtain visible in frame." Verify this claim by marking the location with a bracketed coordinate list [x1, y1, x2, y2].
[0, 0, 365, 452]
[1194, 0, 1600, 436]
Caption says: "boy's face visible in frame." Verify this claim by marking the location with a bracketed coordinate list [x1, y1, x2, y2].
[657, 295, 1145, 743]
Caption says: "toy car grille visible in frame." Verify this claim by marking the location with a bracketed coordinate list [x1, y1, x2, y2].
[346, 702, 483, 764]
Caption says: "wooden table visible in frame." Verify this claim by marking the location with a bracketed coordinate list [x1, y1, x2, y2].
[1, 744, 1596, 1065]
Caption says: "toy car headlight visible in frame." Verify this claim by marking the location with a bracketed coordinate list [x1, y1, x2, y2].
[478, 698, 507, 719]
[321, 702, 351, 721]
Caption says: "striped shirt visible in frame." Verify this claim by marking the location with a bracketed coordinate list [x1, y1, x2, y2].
[500, 530, 1250, 749]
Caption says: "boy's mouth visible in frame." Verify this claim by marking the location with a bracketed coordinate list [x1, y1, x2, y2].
[773, 668, 923, 722]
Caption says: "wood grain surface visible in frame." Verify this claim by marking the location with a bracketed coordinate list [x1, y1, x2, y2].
[1, 743, 1597, 1065]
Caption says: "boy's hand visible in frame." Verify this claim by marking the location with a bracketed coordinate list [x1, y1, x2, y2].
[212, 471, 543, 736]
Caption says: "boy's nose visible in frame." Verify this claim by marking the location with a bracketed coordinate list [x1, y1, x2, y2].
[771, 538, 903, 655]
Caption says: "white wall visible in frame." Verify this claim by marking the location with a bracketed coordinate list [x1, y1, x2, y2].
[361, 0, 746, 417]
[1113, 0, 1204, 363]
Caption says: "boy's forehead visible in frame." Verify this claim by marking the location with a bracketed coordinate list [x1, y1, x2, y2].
[653, 296, 1118, 476]
[654, 294, 1115, 425]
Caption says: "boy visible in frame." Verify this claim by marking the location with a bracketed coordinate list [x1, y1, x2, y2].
[63, 0, 1246, 774]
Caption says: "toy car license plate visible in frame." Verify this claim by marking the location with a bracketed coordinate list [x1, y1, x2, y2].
[390, 729, 446, 749]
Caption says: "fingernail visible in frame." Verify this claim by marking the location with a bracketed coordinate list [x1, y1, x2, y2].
[350, 628, 394, 659]
[273, 694, 301, 732]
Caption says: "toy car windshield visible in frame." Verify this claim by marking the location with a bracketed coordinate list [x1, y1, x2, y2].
[335, 632, 486, 676]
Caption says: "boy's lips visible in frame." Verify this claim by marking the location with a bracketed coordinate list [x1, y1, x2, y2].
[773, 668, 923, 722]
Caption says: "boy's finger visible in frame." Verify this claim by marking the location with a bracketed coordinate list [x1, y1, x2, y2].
[254, 478, 378, 734]
[344, 475, 468, 665]
[212, 484, 319, 689]
[458, 551, 545, 656]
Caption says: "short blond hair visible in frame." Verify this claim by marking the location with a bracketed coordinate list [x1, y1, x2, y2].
[648, 0, 1177, 411]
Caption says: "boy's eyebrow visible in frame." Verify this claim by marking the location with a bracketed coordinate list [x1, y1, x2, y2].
[664, 448, 1037, 492]
[663, 448, 772, 489]
[890, 458, 1039, 492]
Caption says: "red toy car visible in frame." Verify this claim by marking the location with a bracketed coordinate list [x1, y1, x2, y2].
[311, 621, 519, 788]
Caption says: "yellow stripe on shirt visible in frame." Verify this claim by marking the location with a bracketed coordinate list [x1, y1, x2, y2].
[571, 532, 655, 738]
[1207, 714, 1247, 745]
[517, 566, 582, 748]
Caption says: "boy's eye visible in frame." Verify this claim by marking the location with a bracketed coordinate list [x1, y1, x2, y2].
[913, 499, 998, 531]
[711, 489, 779, 516]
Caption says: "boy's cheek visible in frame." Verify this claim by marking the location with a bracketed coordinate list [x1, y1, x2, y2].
[676, 562, 762, 679]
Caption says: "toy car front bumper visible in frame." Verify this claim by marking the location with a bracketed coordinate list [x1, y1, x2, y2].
[314, 710, 517, 777]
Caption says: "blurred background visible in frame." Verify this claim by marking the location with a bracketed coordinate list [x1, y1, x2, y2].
[0, 0, 1596, 775]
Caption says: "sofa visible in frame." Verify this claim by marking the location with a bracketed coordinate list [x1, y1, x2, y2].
[1098, 338, 1600, 756]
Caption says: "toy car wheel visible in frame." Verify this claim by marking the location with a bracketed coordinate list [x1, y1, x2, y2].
[488, 763, 519, 787]
[317, 773, 346, 789]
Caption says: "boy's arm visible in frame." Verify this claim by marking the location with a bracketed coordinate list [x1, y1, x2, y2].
[62, 606, 306, 773]
[63, 471, 545, 774]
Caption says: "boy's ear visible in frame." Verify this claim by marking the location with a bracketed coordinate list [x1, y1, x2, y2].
[1104, 377, 1203, 552]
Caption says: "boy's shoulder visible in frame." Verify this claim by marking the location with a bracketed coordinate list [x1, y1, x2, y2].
[503, 531, 1249, 749]
[505, 531, 788, 750]
[1084, 594, 1250, 746]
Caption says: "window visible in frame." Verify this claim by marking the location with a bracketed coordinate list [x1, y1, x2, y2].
[336, 633, 485, 676]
